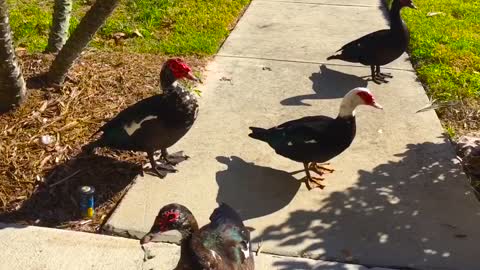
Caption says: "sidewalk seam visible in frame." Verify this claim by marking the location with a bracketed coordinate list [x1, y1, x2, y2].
[255, 0, 381, 8]
[216, 54, 415, 72]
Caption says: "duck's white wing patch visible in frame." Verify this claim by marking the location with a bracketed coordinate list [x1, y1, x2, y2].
[209, 249, 222, 263]
[123, 115, 158, 136]
[305, 139, 317, 144]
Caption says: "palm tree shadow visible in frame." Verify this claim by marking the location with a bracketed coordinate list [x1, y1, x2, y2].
[0, 154, 141, 229]
[254, 140, 480, 269]
[215, 156, 301, 220]
[280, 65, 367, 106]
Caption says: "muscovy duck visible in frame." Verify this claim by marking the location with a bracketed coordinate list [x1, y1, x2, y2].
[248, 88, 382, 190]
[326, 0, 416, 84]
[141, 203, 254, 270]
[83, 58, 201, 177]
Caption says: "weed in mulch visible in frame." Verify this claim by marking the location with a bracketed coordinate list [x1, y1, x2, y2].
[0, 50, 205, 232]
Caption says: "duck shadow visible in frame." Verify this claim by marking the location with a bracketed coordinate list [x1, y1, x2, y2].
[215, 156, 300, 221]
[0, 154, 141, 229]
[254, 140, 479, 269]
[280, 65, 367, 106]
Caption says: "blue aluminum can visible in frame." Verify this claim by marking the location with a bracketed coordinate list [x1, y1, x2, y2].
[78, 186, 95, 218]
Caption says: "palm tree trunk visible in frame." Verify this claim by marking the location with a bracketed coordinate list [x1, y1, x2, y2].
[45, 0, 73, 53]
[47, 0, 120, 86]
[0, 0, 26, 112]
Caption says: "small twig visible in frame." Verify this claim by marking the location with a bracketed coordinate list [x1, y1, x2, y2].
[79, 219, 92, 225]
[49, 169, 82, 187]
[256, 239, 264, 256]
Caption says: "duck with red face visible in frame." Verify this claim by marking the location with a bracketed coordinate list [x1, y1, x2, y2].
[142, 203, 254, 270]
[249, 88, 382, 190]
[83, 58, 202, 177]
[141, 203, 198, 244]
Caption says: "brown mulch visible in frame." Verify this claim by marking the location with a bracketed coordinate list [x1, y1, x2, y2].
[437, 100, 480, 137]
[0, 50, 206, 232]
[437, 101, 480, 194]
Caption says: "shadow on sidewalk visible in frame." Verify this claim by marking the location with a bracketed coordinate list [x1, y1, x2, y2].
[215, 156, 300, 220]
[280, 64, 367, 106]
[0, 154, 141, 231]
[254, 139, 479, 269]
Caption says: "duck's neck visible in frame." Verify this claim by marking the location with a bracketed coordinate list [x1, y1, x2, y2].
[160, 65, 178, 90]
[338, 98, 357, 118]
[176, 222, 199, 270]
[389, 1, 404, 31]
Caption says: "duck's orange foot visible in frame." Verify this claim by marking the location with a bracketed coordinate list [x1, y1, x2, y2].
[302, 175, 325, 190]
[309, 162, 335, 174]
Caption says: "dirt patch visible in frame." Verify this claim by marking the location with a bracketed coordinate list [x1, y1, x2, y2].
[0, 50, 207, 232]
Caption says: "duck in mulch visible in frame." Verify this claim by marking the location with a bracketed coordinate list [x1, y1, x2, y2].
[83, 58, 202, 177]
[326, 0, 416, 84]
[248, 87, 382, 190]
[141, 203, 254, 270]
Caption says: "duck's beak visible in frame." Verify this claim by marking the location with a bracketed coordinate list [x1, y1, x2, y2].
[372, 102, 383, 110]
[140, 225, 164, 244]
[185, 72, 203, 83]
[408, 2, 417, 9]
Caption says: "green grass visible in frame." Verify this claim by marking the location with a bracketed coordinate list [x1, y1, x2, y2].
[8, 0, 250, 55]
[395, 0, 480, 101]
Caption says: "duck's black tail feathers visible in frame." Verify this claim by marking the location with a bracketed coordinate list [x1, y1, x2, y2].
[81, 138, 103, 154]
[248, 127, 269, 142]
[326, 54, 341, 60]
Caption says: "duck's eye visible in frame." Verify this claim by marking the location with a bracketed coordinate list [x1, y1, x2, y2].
[162, 209, 180, 223]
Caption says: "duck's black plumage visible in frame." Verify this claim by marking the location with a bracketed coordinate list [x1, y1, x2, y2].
[248, 88, 382, 190]
[327, 0, 416, 84]
[249, 115, 355, 163]
[84, 58, 199, 177]
[90, 86, 197, 151]
[142, 203, 254, 270]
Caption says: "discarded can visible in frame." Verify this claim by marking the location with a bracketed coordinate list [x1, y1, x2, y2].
[78, 186, 95, 218]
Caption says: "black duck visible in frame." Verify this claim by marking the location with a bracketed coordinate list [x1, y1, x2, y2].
[327, 0, 416, 84]
[83, 58, 201, 177]
[249, 88, 382, 190]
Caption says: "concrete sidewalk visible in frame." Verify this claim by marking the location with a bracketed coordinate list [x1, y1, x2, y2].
[103, 0, 480, 270]
[0, 223, 391, 270]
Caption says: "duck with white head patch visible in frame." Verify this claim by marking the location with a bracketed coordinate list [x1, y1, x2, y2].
[249, 87, 382, 190]
[83, 58, 201, 177]
[141, 203, 254, 270]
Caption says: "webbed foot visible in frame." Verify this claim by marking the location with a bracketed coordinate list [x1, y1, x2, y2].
[303, 162, 326, 190]
[162, 151, 190, 165]
[309, 162, 335, 174]
[147, 151, 177, 178]
[377, 72, 393, 78]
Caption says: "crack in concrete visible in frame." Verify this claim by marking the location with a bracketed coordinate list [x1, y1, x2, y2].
[257, 250, 417, 270]
[140, 244, 158, 270]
